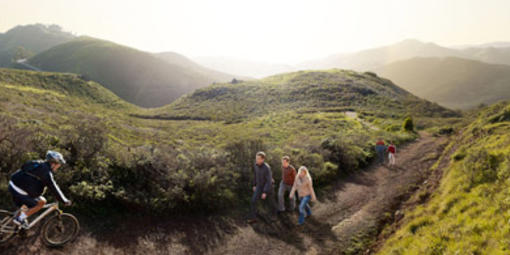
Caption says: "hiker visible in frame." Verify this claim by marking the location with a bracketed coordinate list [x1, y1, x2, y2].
[278, 156, 297, 213]
[290, 166, 317, 225]
[375, 138, 386, 164]
[248, 151, 278, 223]
[388, 142, 396, 167]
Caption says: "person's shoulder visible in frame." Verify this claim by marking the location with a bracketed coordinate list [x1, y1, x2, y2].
[36, 161, 51, 171]
[264, 162, 271, 169]
[290, 165, 296, 171]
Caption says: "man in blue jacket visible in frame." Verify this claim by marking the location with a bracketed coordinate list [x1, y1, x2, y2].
[9, 150, 72, 228]
[248, 151, 277, 223]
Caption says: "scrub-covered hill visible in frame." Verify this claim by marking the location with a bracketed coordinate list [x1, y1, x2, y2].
[151, 69, 458, 122]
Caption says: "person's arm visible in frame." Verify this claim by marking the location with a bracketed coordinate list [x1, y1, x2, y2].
[44, 171, 70, 204]
[252, 165, 257, 191]
[309, 179, 317, 202]
[263, 165, 273, 194]
[289, 176, 298, 199]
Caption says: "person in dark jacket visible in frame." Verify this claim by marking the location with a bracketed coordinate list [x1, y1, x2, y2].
[375, 138, 387, 165]
[248, 151, 277, 223]
[9, 150, 71, 228]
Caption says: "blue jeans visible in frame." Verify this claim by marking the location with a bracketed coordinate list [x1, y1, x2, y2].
[298, 195, 312, 225]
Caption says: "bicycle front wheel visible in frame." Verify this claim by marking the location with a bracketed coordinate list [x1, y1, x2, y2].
[0, 210, 17, 244]
[41, 213, 80, 247]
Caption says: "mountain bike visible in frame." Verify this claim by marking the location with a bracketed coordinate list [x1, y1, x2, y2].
[0, 202, 79, 247]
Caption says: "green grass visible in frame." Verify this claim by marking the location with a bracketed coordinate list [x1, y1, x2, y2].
[378, 101, 510, 255]
[0, 68, 452, 216]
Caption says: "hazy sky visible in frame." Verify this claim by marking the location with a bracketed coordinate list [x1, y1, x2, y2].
[1, 0, 509, 63]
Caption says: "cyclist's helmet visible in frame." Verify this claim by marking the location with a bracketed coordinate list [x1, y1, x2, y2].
[46, 150, 66, 164]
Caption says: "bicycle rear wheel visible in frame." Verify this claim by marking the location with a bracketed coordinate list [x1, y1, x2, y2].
[41, 213, 80, 247]
[0, 210, 17, 244]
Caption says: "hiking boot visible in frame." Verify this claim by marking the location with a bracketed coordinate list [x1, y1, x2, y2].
[247, 218, 257, 224]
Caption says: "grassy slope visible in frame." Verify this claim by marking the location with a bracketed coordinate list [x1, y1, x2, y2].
[152, 69, 458, 122]
[378, 101, 510, 254]
[28, 37, 229, 107]
[0, 68, 454, 216]
[376, 57, 510, 110]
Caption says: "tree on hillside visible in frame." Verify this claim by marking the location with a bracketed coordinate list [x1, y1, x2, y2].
[402, 116, 414, 132]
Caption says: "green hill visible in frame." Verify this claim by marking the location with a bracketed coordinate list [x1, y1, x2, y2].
[27, 36, 232, 107]
[378, 101, 510, 254]
[0, 67, 457, 216]
[376, 57, 510, 110]
[151, 69, 458, 122]
[0, 24, 75, 67]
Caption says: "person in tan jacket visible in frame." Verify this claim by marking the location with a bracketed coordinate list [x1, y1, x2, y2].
[289, 166, 317, 225]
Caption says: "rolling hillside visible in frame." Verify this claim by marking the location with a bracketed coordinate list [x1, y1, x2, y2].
[0, 24, 75, 67]
[300, 39, 465, 71]
[0, 67, 462, 254]
[151, 69, 458, 122]
[376, 57, 510, 109]
[27, 37, 233, 107]
[301, 39, 510, 72]
[378, 101, 510, 254]
[0, 67, 456, 216]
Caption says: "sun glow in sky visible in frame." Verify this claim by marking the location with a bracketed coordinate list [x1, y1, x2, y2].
[1, 0, 509, 64]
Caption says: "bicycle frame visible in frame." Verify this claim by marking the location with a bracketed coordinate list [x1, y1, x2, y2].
[1, 202, 61, 234]
[25, 202, 61, 230]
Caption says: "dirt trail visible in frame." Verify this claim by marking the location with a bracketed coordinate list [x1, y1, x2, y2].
[3, 133, 447, 255]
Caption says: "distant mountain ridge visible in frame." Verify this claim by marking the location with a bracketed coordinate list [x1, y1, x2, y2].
[27, 36, 238, 107]
[375, 57, 510, 109]
[300, 39, 510, 72]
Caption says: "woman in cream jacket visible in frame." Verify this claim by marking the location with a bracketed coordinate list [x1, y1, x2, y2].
[289, 166, 317, 225]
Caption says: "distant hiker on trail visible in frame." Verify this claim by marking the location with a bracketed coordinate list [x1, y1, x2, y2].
[278, 156, 297, 213]
[375, 138, 386, 164]
[248, 151, 278, 223]
[388, 142, 396, 167]
[290, 166, 317, 225]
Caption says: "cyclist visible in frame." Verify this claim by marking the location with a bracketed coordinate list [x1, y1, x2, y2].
[8, 151, 72, 228]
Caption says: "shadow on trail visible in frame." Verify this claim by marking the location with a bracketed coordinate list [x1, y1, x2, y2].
[82, 213, 241, 255]
[250, 210, 339, 252]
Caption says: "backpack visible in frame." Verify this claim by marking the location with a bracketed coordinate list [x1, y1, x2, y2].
[20, 160, 45, 181]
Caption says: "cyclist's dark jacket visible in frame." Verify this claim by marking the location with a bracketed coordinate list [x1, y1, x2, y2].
[10, 161, 69, 203]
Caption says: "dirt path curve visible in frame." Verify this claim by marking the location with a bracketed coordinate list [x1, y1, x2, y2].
[207, 132, 446, 255]
[4, 133, 447, 255]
